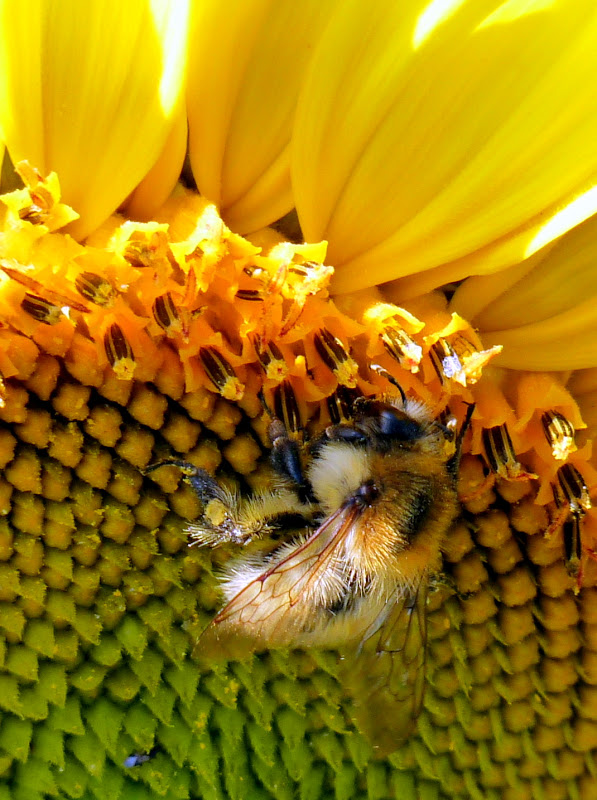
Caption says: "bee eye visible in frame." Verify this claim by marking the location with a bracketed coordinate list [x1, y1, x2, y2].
[378, 409, 423, 441]
[325, 425, 367, 444]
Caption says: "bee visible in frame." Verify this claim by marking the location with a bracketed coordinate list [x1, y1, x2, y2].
[149, 380, 473, 755]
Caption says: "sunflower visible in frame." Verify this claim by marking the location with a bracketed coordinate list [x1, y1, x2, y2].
[1, 2, 597, 799]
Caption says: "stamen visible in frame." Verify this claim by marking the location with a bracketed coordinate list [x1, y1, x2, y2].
[241, 263, 279, 294]
[2, 263, 88, 312]
[429, 339, 466, 386]
[235, 289, 264, 302]
[380, 322, 422, 373]
[273, 380, 302, 437]
[21, 293, 63, 325]
[253, 336, 288, 382]
[313, 328, 359, 387]
[541, 411, 576, 461]
[152, 293, 181, 332]
[482, 425, 536, 481]
[285, 260, 331, 297]
[450, 335, 501, 384]
[236, 263, 283, 304]
[19, 186, 53, 225]
[243, 265, 268, 280]
[551, 474, 590, 584]
[557, 463, 592, 515]
[199, 347, 244, 401]
[75, 272, 115, 307]
[287, 264, 310, 276]
[104, 323, 136, 379]
[326, 387, 359, 425]
[123, 240, 156, 268]
[563, 513, 582, 578]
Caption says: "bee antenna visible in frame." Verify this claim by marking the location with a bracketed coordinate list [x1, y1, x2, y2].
[370, 364, 407, 407]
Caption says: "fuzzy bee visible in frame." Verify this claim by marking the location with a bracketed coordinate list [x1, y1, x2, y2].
[149, 384, 473, 755]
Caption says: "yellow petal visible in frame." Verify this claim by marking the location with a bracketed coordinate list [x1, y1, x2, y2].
[481, 312, 597, 371]
[123, 106, 187, 221]
[187, 0, 337, 234]
[0, 145, 6, 187]
[452, 215, 597, 332]
[449, 215, 597, 370]
[442, 250, 548, 326]
[568, 368, 597, 448]
[292, 0, 597, 294]
[0, 0, 189, 239]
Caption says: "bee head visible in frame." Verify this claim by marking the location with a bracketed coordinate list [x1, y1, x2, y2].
[324, 397, 442, 455]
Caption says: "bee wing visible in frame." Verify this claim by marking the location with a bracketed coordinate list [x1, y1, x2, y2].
[195, 504, 360, 660]
[340, 581, 427, 756]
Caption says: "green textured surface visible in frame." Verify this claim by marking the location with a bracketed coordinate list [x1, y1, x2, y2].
[1, 368, 596, 800]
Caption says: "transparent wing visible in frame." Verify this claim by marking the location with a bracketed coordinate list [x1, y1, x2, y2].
[194, 504, 360, 660]
[340, 582, 428, 757]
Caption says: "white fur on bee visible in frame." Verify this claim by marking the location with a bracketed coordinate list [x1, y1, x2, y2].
[307, 443, 371, 515]
[400, 397, 435, 425]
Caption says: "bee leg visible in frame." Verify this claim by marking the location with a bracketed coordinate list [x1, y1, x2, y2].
[147, 459, 314, 547]
[182, 468, 267, 545]
[189, 482, 317, 547]
[323, 425, 367, 443]
[145, 460, 229, 506]
[184, 466, 232, 507]
[268, 418, 315, 503]
[145, 460, 251, 545]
